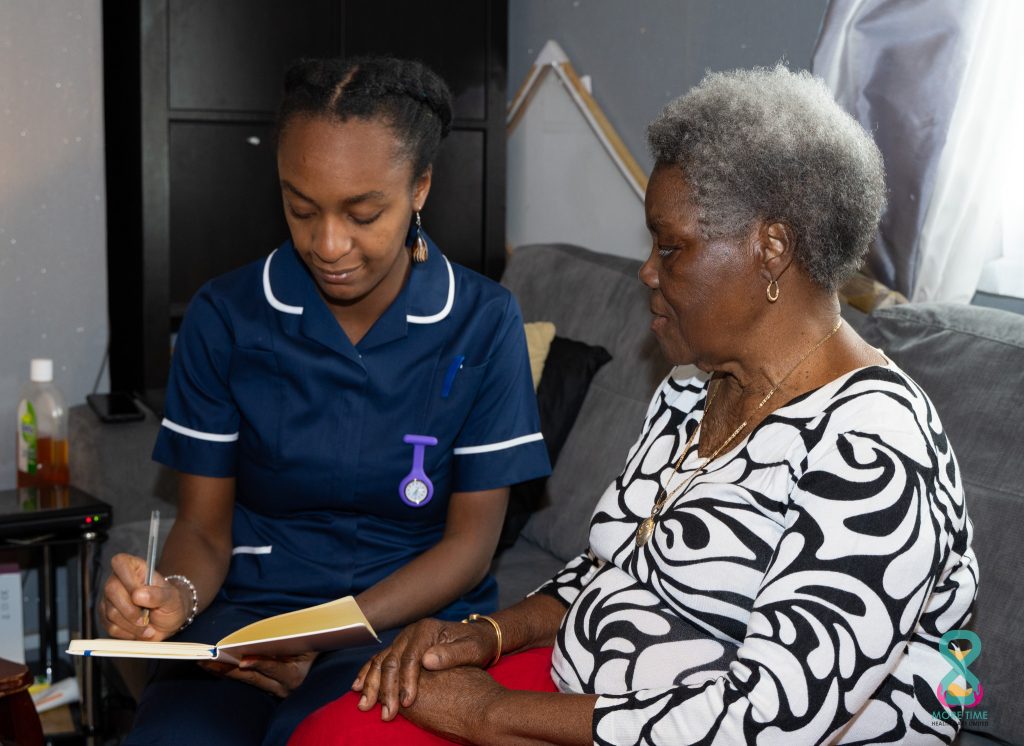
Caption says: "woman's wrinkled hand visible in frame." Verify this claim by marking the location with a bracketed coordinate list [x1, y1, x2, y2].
[98, 553, 188, 642]
[352, 617, 499, 720]
[197, 652, 317, 698]
[401, 666, 505, 744]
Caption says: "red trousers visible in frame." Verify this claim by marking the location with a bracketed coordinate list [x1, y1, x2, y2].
[289, 646, 557, 745]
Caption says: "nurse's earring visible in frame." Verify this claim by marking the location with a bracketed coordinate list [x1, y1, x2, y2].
[411, 211, 429, 263]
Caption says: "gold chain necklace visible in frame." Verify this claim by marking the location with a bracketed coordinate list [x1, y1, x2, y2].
[636, 318, 844, 547]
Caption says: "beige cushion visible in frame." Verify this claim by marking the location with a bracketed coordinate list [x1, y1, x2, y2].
[523, 321, 556, 390]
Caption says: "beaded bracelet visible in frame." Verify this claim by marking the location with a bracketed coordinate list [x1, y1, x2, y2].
[460, 613, 502, 667]
[164, 574, 198, 632]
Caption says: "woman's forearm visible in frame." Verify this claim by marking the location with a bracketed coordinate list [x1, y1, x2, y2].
[491, 593, 568, 654]
[357, 488, 509, 630]
[157, 516, 232, 614]
[484, 690, 598, 745]
[356, 529, 494, 630]
[361, 567, 566, 654]
[155, 473, 235, 615]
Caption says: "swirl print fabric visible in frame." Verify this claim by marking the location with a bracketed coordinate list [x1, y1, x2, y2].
[536, 363, 978, 745]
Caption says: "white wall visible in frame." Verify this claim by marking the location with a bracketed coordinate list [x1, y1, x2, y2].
[0, 0, 108, 487]
[505, 1, 829, 259]
[508, 0, 830, 174]
[507, 61, 650, 259]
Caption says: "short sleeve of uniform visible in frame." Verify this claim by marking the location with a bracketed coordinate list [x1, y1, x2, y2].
[451, 295, 551, 492]
[152, 286, 240, 477]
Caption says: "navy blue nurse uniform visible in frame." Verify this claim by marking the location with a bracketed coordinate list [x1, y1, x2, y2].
[126, 236, 550, 746]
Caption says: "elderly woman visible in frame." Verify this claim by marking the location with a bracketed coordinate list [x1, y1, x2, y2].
[293, 65, 978, 745]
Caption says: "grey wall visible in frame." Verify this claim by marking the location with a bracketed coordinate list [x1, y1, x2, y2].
[0, 0, 108, 488]
[508, 0, 829, 173]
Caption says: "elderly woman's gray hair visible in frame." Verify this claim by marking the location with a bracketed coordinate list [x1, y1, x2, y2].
[647, 64, 886, 291]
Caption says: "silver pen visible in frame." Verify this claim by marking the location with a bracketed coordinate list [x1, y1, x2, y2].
[141, 509, 160, 627]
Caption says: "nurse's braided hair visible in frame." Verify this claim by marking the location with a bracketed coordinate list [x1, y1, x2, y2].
[276, 56, 453, 179]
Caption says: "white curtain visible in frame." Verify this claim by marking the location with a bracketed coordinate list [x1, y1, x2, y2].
[814, 0, 1024, 303]
[915, 0, 1024, 302]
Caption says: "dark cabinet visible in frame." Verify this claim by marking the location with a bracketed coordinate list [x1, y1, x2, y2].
[167, 121, 286, 313]
[344, 1, 490, 121]
[167, 1, 338, 113]
[103, 0, 508, 408]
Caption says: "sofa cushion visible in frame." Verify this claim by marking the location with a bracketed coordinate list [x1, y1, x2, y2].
[502, 245, 688, 563]
[499, 336, 612, 553]
[534, 337, 613, 466]
[491, 534, 570, 608]
[521, 383, 654, 562]
[502, 245, 673, 404]
[860, 303, 1024, 744]
[523, 321, 556, 389]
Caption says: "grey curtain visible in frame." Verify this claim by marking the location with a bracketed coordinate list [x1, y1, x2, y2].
[812, 0, 981, 296]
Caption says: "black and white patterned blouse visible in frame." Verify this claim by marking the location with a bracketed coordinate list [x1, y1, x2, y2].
[537, 363, 978, 745]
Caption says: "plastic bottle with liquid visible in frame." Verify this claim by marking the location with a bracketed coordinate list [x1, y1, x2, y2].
[16, 358, 69, 487]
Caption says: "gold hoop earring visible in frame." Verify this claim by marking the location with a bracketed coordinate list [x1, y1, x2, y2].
[767, 279, 780, 303]
[411, 211, 429, 263]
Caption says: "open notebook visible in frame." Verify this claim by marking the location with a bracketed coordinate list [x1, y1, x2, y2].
[68, 596, 376, 664]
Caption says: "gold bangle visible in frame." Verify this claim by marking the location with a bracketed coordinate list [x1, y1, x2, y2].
[461, 613, 502, 667]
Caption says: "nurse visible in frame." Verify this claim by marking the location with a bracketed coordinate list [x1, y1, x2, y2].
[98, 56, 550, 745]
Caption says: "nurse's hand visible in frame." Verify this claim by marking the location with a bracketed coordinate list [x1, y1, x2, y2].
[198, 652, 317, 698]
[352, 617, 498, 721]
[99, 553, 189, 642]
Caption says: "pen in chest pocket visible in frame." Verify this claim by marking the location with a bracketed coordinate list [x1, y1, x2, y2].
[440, 354, 465, 399]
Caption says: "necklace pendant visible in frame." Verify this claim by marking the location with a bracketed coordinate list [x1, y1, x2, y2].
[636, 517, 655, 546]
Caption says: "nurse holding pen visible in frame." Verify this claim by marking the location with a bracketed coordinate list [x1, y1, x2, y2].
[97, 56, 550, 746]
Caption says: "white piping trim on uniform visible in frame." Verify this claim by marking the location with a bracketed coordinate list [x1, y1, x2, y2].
[453, 432, 544, 455]
[407, 256, 455, 324]
[161, 417, 240, 443]
[263, 249, 304, 315]
[232, 545, 273, 556]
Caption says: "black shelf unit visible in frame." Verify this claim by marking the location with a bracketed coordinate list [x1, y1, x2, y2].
[103, 0, 508, 411]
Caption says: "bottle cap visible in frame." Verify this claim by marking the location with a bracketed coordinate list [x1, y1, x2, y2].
[30, 358, 54, 383]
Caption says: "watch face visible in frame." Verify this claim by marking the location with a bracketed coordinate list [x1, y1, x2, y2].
[404, 479, 429, 505]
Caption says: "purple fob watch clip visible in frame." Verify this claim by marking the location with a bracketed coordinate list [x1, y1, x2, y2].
[400, 434, 437, 507]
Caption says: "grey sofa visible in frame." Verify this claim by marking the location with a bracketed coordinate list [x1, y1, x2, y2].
[74, 243, 1022, 744]
[494, 244, 1023, 746]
